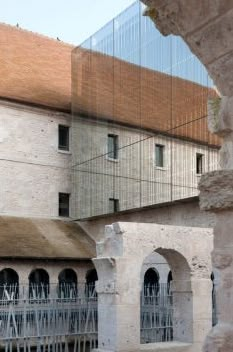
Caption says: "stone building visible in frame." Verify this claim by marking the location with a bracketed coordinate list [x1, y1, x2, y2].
[0, 3, 221, 350]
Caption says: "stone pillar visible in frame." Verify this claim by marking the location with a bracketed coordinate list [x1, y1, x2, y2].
[199, 97, 233, 351]
[93, 256, 142, 352]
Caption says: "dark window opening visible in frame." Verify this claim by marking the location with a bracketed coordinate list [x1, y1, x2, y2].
[144, 268, 159, 296]
[59, 193, 70, 217]
[58, 269, 77, 299]
[85, 269, 98, 298]
[108, 134, 118, 159]
[58, 125, 69, 151]
[29, 269, 49, 299]
[0, 268, 19, 302]
[155, 144, 164, 167]
[196, 153, 204, 174]
[109, 198, 119, 213]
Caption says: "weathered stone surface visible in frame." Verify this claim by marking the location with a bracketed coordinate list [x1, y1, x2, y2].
[208, 52, 233, 96]
[199, 170, 233, 211]
[94, 222, 213, 352]
[212, 249, 233, 270]
[203, 324, 233, 352]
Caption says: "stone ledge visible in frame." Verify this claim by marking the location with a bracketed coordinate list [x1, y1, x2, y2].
[198, 170, 233, 211]
[140, 341, 192, 352]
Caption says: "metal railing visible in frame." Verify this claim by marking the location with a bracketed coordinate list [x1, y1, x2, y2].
[140, 284, 173, 343]
[0, 282, 217, 349]
[0, 283, 98, 352]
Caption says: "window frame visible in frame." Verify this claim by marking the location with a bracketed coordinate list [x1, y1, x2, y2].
[196, 152, 204, 175]
[155, 144, 165, 168]
[109, 198, 120, 213]
[58, 192, 70, 217]
[107, 134, 119, 160]
[58, 125, 70, 151]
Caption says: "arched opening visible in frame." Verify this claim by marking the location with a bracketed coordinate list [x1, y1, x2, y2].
[58, 269, 77, 298]
[141, 248, 191, 344]
[167, 270, 173, 292]
[0, 268, 19, 301]
[29, 269, 49, 299]
[143, 268, 159, 297]
[85, 269, 98, 298]
[144, 268, 159, 286]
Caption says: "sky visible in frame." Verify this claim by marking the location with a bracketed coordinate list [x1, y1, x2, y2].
[0, 0, 137, 46]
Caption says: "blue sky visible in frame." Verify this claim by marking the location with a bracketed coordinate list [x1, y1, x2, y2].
[0, 0, 136, 45]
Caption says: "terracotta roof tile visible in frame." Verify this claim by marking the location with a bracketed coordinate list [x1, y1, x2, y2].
[0, 23, 74, 111]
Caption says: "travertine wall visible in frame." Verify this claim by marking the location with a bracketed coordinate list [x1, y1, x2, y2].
[0, 100, 71, 218]
[93, 222, 213, 352]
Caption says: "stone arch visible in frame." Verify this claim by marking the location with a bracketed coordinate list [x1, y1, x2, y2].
[93, 222, 213, 352]
[58, 268, 78, 298]
[28, 268, 50, 299]
[143, 267, 159, 287]
[0, 268, 19, 300]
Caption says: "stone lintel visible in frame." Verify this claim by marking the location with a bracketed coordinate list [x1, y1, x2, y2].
[199, 170, 233, 211]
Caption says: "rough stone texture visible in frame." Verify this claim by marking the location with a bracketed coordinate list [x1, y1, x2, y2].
[93, 222, 213, 352]
[198, 170, 233, 211]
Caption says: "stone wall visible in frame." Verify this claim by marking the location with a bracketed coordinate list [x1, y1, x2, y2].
[0, 100, 71, 218]
[79, 197, 215, 242]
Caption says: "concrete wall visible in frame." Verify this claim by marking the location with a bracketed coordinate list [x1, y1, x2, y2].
[0, 100, 71, 218]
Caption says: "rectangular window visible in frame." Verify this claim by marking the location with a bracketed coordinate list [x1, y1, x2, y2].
[107, 134, 118, 159]
[155, 144, 164, 167]
[196, 153, 204, 174]
[109, 198, 119, 213]
[58, 125, 69, 151]
[59, 193, 70, 217]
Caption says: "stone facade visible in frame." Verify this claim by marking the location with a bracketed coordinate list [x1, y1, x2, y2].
[0, 100, 71, 218]
[93, 222, 213, 352]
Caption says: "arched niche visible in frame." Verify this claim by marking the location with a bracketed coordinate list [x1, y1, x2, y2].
[28, 268, 49, 299]
[0, 268, 19, 301]
[58, 268, 78, 298]
[85, 268, 98, 297]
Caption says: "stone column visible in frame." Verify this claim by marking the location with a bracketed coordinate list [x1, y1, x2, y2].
[199, 97, 233, 351]
[93, 256, 142, 352]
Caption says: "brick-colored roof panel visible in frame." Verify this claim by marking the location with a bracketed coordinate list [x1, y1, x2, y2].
[72, 49, 220, 146]
[0, 23, 73, 110]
